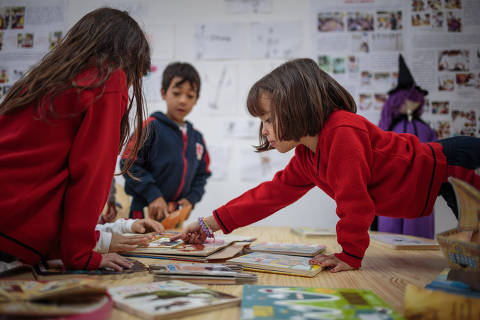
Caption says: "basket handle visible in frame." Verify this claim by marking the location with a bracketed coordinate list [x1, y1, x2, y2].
[448, 177, 480, 230]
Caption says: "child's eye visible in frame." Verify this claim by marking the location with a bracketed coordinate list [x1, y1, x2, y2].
[172, 92, 180, 96]
[187, 95, 195, 99]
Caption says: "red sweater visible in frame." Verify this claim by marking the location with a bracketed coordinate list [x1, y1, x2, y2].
[213, 110, 448, 268]
[0, 68, 128, 270]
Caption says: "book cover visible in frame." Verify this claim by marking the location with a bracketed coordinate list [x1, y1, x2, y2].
[227, 252, 323, 277]
[109, 280, 240, 320]
[33, 258, 148, 280]
[246, 242, 326, 257]
[149, 263, 257, 284]
[290, 227, 336, 237]
[0, 279, 112, 318]
[241, 285, 405, 320]
[371, 233, 439, 250]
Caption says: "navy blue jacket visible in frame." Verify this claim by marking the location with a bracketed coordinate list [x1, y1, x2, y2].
[121, 112, 211, 213]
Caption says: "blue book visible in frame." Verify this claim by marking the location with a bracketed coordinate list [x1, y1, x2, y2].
[425, 268, 480, 298]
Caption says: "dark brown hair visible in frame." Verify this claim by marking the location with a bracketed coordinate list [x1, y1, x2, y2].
[0, 7, 151, 174]
[247, 58, 357, 152]
[162, 62, 201, 98]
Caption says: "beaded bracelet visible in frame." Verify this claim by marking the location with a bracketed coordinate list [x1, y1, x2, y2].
[198, 217, 215, 239]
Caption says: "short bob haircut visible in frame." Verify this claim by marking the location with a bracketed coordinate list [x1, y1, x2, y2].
[247, 58, 357, 152]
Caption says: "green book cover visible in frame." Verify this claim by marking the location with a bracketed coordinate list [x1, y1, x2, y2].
[240, 285, 405, 320]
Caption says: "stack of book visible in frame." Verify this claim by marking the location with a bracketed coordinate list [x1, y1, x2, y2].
[149, 263, 258, 284]
[227, 242, 326, 277]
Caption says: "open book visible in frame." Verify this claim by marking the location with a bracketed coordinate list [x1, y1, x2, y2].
[0, 279, 112, 318]
[227, 252, 323, 277]
[109, 280, 240, 320]
[246, 242, 326, 257]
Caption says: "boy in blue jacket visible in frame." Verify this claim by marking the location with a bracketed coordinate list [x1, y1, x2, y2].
[121, 62, 211, 225]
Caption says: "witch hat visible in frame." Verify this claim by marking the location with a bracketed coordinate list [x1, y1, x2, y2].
[388, 54, 428, 95]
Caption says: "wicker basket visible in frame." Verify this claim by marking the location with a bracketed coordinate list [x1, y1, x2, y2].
[436, 177, 480, 272]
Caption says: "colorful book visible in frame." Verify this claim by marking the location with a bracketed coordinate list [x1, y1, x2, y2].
[290, 227, 336, 237]
[246, 242, 326, 257]
[32, 258, 148, 280]
[109, 280, 240, 320]
[240, 285, 405, 319]
[227, 252, 322, 277]
[149, 263, 257, 285]
[0, 279, 112, 318]
[371, 233, 439, 250]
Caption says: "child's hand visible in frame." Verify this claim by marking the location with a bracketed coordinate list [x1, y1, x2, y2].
[131, 218, 164, 233]
[148, 196, 169, 221]
[99, 253, 133, 271]
[109, 233, 152, 252]
[177, 198, 193, 209]
[170, 220, 207, 244]
[309, 253, 356, 273]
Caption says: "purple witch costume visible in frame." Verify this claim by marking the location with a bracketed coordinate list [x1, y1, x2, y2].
[377, 55, 437, 239]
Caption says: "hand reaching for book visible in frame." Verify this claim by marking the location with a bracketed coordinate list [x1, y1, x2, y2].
[99, 253, 133, 271]
[309, 253, 356, 273]
[170, 220, 206, 244]
[109, 233, 152, 252]
[131, 219, 164, 233]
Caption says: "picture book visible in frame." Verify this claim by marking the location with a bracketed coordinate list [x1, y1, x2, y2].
[149, 263, 257, 284]
[109, 280, 240, 320]
[246, 242, 326, 257]
[371, 233, 440, 250]
[240, 285, 405, 320]
[33, 258, 148, 280]
[227, 252, 323, 277]
[0, 279, 112, 318]
[122, 235, 233, 257]
[0, 260, 34, 279]
[290, 227, 336, 237]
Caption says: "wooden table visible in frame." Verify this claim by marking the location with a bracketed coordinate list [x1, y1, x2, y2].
[104, 226, 447, 319]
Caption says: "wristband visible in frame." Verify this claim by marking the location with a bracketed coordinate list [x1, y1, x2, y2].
[198, 217, 215, 239]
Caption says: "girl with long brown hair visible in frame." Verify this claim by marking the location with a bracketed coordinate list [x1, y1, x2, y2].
[0, 8, 151, 270]
[173, 58, 480, 272]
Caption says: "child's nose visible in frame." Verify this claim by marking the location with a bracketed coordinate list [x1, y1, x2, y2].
[261, 125, 268, 136]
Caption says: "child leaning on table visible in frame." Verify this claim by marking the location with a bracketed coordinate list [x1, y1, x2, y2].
[0, 8, 151, 271]
[172, 58, 480, 273]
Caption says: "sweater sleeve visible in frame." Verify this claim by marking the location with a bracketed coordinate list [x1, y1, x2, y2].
[96, 218, 135, 234]
[324, 126, 375, 269]
[61, 73, 127, 270]
[121, 120, 164, 204]
[214, 150, 314, 233]
[186, 136, 211, 205]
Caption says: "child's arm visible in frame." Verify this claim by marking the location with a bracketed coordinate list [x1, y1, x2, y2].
[174, 149, 314, 243]
[60, 70, 128, 270]
[323, 126, 375, 270]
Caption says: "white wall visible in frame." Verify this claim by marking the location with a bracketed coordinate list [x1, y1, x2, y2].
[11, 0, 474, 233]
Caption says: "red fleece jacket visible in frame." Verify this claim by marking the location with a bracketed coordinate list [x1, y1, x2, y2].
[0, 68, 128, 270]
[213, 110, 448, 268]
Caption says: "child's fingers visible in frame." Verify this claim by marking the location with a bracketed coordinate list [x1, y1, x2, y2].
[169, 234, 183, 241]
[116, 244, 140, 251]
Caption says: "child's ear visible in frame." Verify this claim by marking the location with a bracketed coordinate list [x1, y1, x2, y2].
[161, 88, 166, 100]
